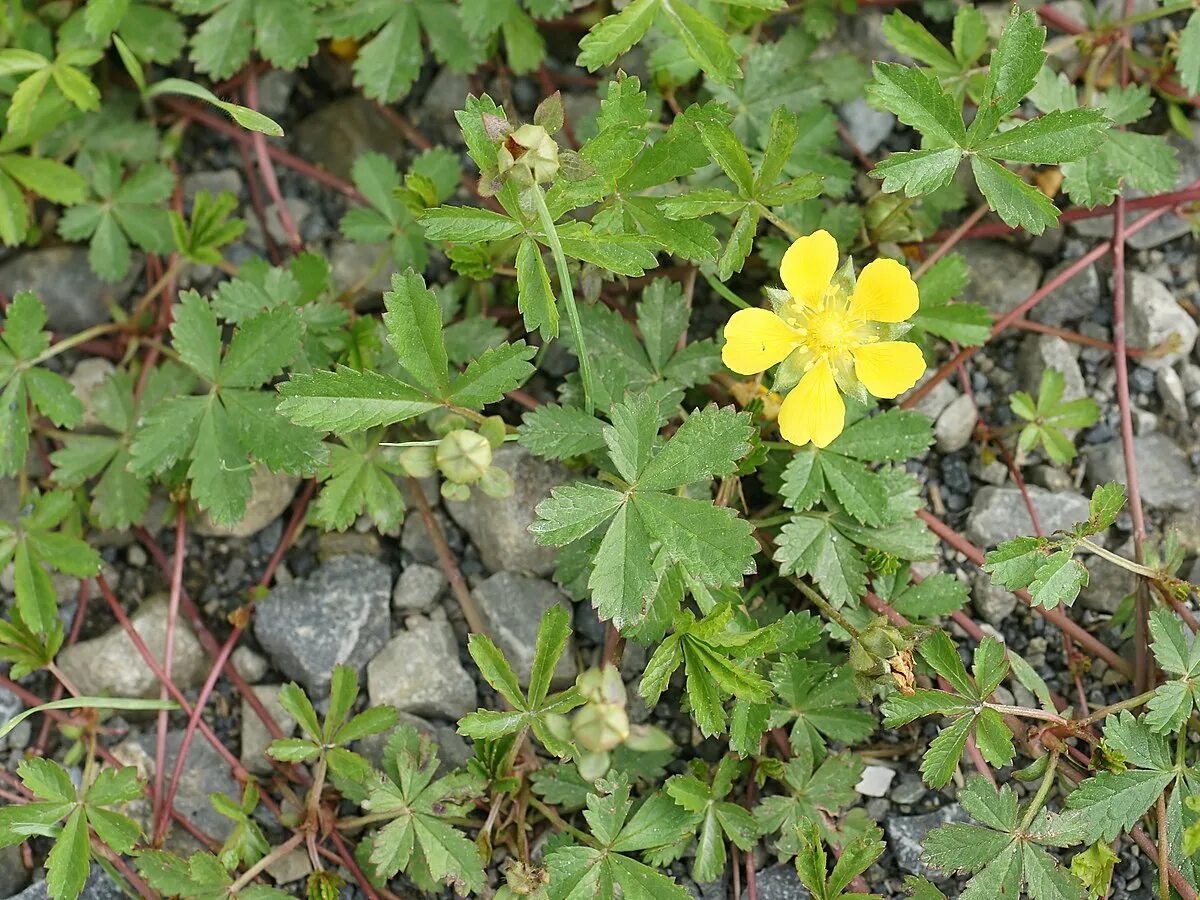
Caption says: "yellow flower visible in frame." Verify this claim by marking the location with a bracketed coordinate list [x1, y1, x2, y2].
[722, 230, 926, 448]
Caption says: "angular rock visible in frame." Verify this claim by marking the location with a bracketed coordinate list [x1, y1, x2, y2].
[1018, 335, 1086, 404]
[971, 572, 1018, 625]
[902, 371, 957, 421]
[1031, 259, 1101, 325]
[965, 486, 1091, 548]
[1085, 433, 1199, 511]
[1124, 272, 1198, 369]
[231, 646, 269, 683]
[114, 730, 239, 853]
[57, 596, 209, 699]
[0, 247, 139, 332]
[392, 563, 447, 611]
[885, 804, 968, 876]
[445, 445, 568, 576]
[265, 848, 312, 886]
[182, 169, 241, 204]
[401, 506, 456, 566]
[754, 864, 812, 900]
[855, 764, 896, 797]
[0, 843, 29, 898]
[957, 241, 1042, 316]
[241, 685, 297, 775]
[473, 573, 577, 688]
[8, 866, 121, 900]
[242, 197, 313, 250]
[839, 97, 894, 156]
[934, 393, 977, 454]
[194, 468, 298, 538]
[1156, 367, 1188, 421]
[1082, 552, 1135, 613]
[295, 97, 408, 182]
[368, 616, 477, 720]
[254, 555, 392, 694]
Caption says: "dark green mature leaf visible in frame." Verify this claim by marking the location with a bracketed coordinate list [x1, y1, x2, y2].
[970, 155, 1058, 235]
[976, 109, 1108, 164]
[868, 63, 965, 148]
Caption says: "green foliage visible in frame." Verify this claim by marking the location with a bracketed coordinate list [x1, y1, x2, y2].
[1010, 368, 1100, 465]
[0, 759, 143, 900]
[869, 8, 1110, 233]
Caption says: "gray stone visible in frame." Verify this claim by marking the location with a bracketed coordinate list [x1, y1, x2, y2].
[295, 96, 408, 182]
[0, 843, 29, 898]
[902, 371, 957, 421]
[855, 764, 896, 797]
[243, 198, 313, 251]
[254, 555, 392, 693]
[330, 240, 397, 303]
[264, 848, 312, 886]
[231, 646, 269, 683]
[415, 68, 472, 142]
[1085, 433, 1198, 511]
[1031, 259, 1101, 325]
[934, 393, 977, 454]
[254, 70, 295, 120]
[1082, 551, 1136, 613]
[57, 596, 209, 699]
[1125, 272, 1198, 369]
[68, 358, 116, 428]
[0, 685, 26, 750]
[445, 445, 569, 576]
[194, 468, 298, 538]
[890, 775, 928, 806]
[839, 97, 895, 156]
[958, 241, 1042, 316]
[965, 485, 1092, 548]
[401, 506, 455, 566]
[473, 573, 578, 688]
[392, 563, 447, 611]
[1180, 363, 1200, 395]
[1031, 464, 1074, 493]
[1156, 367, 1189, 421]
[182, 168, 241, 204]
[241, 685, 297, 775]
[9, 866, 121, 900]
[972, 571, 1018, 625]
[367, 616, 477, 720]
[0, 247, 139, 332]
[885, 804, 968, 876]
[754, 863, 812, 900]
[114, 730, 239, 853]
[1018, 335, 1086, 404]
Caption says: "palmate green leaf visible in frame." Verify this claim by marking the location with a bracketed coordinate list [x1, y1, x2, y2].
[1060, 769, 1176, 843]
[754, 754, 863, 858]
[889, 573, 970, 620]
[1027, 549, 1088, 610]
[770, 659, 875, 757]
[983, 535, 1048, 589]
[313, 432, 407, 533]
[976, 108, 1108, 164]
[773, 516, 867, 608]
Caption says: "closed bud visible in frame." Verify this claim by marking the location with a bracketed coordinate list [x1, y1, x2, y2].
[497, 123, 559, 185]
[437, 429, 492, 484]
[572, 702, 629, 753]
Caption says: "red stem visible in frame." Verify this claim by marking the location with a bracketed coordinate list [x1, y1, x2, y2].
[152, 505, 188, 844]
[245, 73, 302, 254]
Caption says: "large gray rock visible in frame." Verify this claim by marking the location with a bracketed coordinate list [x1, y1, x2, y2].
[1125, 272, 1198, 369]
[473, 573, 577, 689]
[754, 864, 812, 900]
[8, 866, 121, 900]
[254, 555, 392, 693]
[57, 596, 209, 699]
[194, 468, 297, 538]
[445, 445, 568, 576]
[241, 685, 297, 775]
[0, 843, 29, 898]
[1085, 433, 1198, 511]
[966, 486, 1091, 548]
[295, 96, 408, 182]
[1031, 259, 1101, 325]
[885, 804, 968, 876]
[1018, 335, 1087, 403]
[367, 616, 477, 720]
[958, 241, 1043, 316]
[0, 247, 140, 332]
[113, 730, 239, 854]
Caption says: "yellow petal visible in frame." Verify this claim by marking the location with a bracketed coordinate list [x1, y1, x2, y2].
[849, 258, 919, 323]
[780, 230, 839, 305]
[722, 308, 803, 375]
[852, 341, 927, 399]
[778, 360, 845, 448]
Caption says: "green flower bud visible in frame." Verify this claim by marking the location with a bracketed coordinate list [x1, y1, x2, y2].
[573, 703, 629, 753]
[437, 429, 492, 484]
[497, 123, 559, 185]
[400, 446, 436, 478]
[577, 665, 626, 706]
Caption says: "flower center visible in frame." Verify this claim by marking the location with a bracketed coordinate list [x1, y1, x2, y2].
[785, 292, 868, 363]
